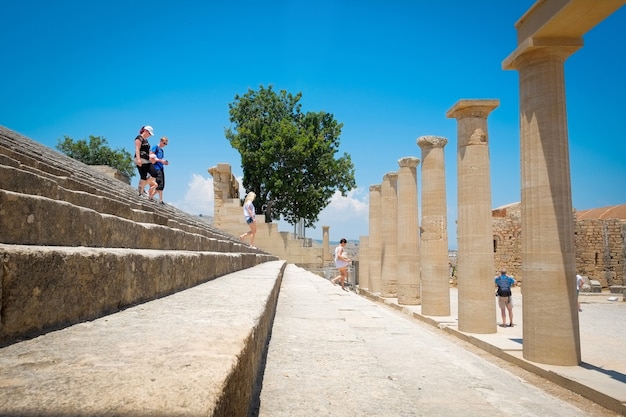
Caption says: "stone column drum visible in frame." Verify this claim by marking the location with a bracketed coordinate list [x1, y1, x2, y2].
[380, 172, 398, 297]
[358, 235, 370, 291]
[368, 185, 382, 294]
[500, 0, 624, 365]
[396, 157, 421, 305]
[505, 45, 582, 365]
[447, 99, 499, 334]
[417, 135, 450, 316]
[322, 226, 331, 264]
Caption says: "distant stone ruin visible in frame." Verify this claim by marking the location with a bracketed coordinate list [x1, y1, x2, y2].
[208, 163, 329, 270]
[493, 202, 626, 289]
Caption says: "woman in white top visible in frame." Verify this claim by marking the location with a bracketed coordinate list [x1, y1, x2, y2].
[576, 274, 585, 312]
[330, 238, 351, 290]
[239, 192, 257, 249]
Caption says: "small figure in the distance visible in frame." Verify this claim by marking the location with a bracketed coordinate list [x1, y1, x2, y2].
[495, 269, 516, 327]
[331, 238, 351, 291]
[576, 274, 585, 312]
[134, 125, 157, 196]
[239, 191, 257, 249]
[148, 136, 169, 204]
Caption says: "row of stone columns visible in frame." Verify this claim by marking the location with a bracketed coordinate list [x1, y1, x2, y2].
[357, 0, 624, 368]
[360, 92, 580, 366]
[361, 100, 500, 332]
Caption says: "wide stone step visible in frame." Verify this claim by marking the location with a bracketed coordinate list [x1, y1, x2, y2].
[0, 244, 277, 345]
[0, 260, 285, 417]
[0, 162, 225, 238]
[0, 189, 247, 253]
[0, 127, 232, 240]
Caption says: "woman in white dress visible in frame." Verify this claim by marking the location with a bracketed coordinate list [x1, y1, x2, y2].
[239, 192, 257, 249]
[331, 238, 351, 290]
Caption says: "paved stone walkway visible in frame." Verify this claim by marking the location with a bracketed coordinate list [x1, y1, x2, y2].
[0, 262, 623, 416]
[259, 264, 626, 417]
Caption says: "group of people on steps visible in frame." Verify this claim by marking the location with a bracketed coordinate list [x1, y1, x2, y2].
[134, 125, 169, 204]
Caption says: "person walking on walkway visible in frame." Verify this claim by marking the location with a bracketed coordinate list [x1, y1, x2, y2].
[239, 192, 257, 249]
[495, 269, 516, 327]
[576, 274, 585, 312]
[331, 238, 351, 290]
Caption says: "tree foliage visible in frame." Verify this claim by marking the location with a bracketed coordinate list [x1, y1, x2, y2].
[56, 135, 136, 179]
[225, 85, 356, 228]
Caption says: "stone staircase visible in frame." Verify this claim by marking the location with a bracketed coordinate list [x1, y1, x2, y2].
[0, 125, 281, 416]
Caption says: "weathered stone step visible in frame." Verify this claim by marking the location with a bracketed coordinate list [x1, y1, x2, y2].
[0, 127, 231, 239]
[0, 244, 277, 345]
[0, 189, 245, 251]
[0, 156, 222, 237]
[0, 260, 285, 417]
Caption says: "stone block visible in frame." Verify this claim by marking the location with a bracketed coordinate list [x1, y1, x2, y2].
[609, 285, 626, 294]
[590, 280, 602, 293]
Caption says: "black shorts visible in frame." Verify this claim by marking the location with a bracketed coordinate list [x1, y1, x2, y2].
[136, 163, 152, 180]
[150, 166, 165, 190]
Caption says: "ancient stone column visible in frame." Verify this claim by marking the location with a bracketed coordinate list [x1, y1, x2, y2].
[417, 136, 450, 316]
[380, 172, 398, 297]
[446, 100, 499, 334]
[396, 157, 421, 305]
[322, 226, 331, 264]
[368, 185, 382, 294]
[358, 235, 370, 290]
[504, 44, 582, 365]
[208, 163, 240, 229]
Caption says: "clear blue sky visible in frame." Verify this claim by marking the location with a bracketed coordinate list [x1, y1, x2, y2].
[2, 1, 624, 247]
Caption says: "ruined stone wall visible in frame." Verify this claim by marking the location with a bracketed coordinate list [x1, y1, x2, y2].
[492, 202, 626, 287]
[574, 219, 626, 288]
[208, 163, 325, 269]
[492, 204, 522, 281]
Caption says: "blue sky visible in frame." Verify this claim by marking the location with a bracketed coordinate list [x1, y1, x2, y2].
[1, 1, 625, 247]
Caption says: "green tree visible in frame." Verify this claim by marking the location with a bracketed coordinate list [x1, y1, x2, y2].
[225, 85, 356, 229]
[56, 135, 135, 179]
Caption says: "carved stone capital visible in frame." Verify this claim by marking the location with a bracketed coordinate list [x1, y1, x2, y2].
[446, 99, 500, 120]
[369, 184, 381, 192]
[503, 38, 583, 70]
[417, 135, 448, 149]
[398, 156, 420, 169]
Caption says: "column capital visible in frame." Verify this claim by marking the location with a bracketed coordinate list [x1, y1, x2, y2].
[417, 135, 448, 149]
[322, 225, 330, 231]
[503, 37, 583, 70]
[446, 99, 500, 120]
[369, 184, 381, 192]
[383, 172, 398, 182]
[398, 156, 420, 169]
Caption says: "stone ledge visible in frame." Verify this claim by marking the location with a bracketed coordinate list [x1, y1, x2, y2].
[0, 189, 248, 253]
[0, 260, 286, 417]
[0, 244, 277, 345]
